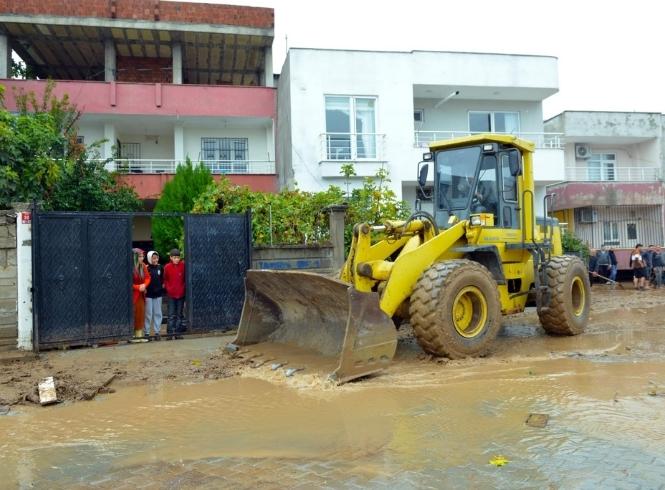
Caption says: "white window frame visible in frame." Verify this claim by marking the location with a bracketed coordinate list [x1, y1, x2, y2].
[587, 153, 616, 181]
[468, 111, 521, 134]
[324, 95, 378, 160]
[603, 221, 619, 243]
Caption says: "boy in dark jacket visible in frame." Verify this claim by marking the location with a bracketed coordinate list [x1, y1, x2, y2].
[164, 248, 186, 339]
[144, 251, 164, 340]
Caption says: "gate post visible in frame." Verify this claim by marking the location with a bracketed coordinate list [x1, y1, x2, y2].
[14, 205, 33, 351]
[328, 204, 348, 272]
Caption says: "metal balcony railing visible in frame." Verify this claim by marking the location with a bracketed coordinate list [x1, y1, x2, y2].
[564, 166, 661, 182]
[414, 131, 564, 149]
[98, 159, 276, 174]
[320, 133, 386, 161]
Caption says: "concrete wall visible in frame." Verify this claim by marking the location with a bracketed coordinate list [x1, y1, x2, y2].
[0, 212, 17, 351]
[252, 245, 335, 274]
[276, 56, 293, 189]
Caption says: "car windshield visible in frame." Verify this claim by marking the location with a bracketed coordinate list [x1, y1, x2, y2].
[435, 146, 482, 210]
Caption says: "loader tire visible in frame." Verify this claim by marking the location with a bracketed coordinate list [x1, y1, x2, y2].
[409, 259, 502, 359]
[538, 255, 590, 336]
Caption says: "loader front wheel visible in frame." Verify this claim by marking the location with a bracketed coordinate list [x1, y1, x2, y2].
[538, 255, 590, 335]
[409, 260, 502, 359]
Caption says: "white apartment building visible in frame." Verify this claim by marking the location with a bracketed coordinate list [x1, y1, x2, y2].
[277, 48, 564, 217]
[545, 111, 665, 265]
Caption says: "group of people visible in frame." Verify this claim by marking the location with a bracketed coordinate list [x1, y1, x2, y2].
[131, 248, 186, 340]
[589, 244, 664, 290]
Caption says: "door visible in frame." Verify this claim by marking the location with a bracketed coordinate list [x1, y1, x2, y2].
[185, 212, 251, 331]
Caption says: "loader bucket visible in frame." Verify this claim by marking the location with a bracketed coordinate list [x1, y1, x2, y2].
[233, 270, 397, 384]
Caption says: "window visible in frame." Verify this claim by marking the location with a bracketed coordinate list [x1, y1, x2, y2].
[500, 153, 518, 202]
[603, 221, 619, 243]
[76, 135, 85, 145]
[200, 138, 249, 173]
[325, 96, 377, 160]
[587, 153, 615, 181]
[414, 109, 424, 123]
[627, 223, 637, 240]
[120, 142, 141, 173]
[436, 146, 482, 210]
[469, 111, 520, 134]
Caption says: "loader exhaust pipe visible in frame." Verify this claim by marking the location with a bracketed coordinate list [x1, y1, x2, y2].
[233, 270, 397, 383]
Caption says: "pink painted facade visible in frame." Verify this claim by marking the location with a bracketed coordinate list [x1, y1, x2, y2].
[118, 174, 278, 199]
[1, 79, 276, 119]
[548, 181, 665, 211]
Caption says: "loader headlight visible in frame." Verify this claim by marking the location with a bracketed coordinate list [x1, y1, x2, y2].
[471, 215, 482, 226]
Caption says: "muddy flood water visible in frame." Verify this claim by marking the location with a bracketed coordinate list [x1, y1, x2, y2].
[2, 288, 665, 489]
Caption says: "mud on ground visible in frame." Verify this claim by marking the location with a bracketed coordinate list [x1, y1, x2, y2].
[1, 283, 662, 407]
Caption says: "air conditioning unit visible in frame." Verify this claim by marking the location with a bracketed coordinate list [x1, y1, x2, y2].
[575, 143, 592, 159]
[578, 207, 597, 223]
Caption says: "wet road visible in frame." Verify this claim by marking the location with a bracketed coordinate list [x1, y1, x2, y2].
[2, 288, 665, 489]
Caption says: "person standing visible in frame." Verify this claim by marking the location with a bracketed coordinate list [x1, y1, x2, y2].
[652, 245, 664, 289]
[164, 248, 186, 340]
[631, 244, 647, 290]
[644, 245, 655, 287]
[588, 249, 598, 287]
[595, 246, 611, 283]
[144, 251, 164, 340]
[608, 248, 618, 283]
[132, 248, 151, 339]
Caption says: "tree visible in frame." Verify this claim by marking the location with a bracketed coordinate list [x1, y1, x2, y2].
[0, 81, 140, 211]
[152, 159, 213, 255]
[44, 141, 142, 212]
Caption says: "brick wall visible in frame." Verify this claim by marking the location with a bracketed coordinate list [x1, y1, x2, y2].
[0, 212, 17, 351]
[116, 56, 172, 83]
[3, 0, 274, 28]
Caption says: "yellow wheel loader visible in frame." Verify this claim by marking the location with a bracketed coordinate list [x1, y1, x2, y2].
[233, 134, 590, 383]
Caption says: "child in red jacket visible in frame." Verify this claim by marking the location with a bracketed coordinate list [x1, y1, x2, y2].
[163, 248, 186, 339]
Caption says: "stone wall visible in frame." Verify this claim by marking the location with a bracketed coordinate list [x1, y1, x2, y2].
[0, 212, 17, 351]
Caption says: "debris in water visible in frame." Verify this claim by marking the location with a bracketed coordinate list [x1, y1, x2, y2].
[38, 377, 58, 406]
[489, 455, 510, 467]
[251, 358, 275, 369]
[271, 362, 287, 371]
[526, 413, 549, 428]
[285, 367, 304, 377]
[191, 359, 201, 366]
[225, 343, 239, 353]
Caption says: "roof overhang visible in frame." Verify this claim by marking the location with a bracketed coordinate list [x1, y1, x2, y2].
[1, 14, 273, 84]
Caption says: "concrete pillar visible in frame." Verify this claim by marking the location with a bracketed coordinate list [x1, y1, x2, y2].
[0, 34, 10, 79]
[104, 123, 117, 169]
[328, 204, 348, 271]
[262, 47, 273, 87]
[16, 209, 32, 351]
[104, 39, 116, 82]
[174, 124, 185, 166]
[172, 43, 182, 84]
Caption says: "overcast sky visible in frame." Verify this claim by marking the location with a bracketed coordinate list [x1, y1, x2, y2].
[198, 0, 664, 119]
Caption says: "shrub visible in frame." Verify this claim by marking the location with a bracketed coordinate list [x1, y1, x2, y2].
[152, 159, 213, 255]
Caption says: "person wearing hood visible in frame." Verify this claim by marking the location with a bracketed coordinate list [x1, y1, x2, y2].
[144, 251, 164, 340]
[132, 248, 151, 339]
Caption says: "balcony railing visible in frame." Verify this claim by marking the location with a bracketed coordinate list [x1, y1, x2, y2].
[98, 159, 276, 174]
[320, 133, 386, 161]
[564, 166, 661, 182]
[414, 131, 564, 149]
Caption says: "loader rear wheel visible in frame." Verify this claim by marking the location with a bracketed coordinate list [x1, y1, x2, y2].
[409, 260, 502, 359]
[538, 255, 590, 335]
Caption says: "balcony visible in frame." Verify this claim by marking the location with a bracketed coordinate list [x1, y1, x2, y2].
[319, 133, 387, 178]
[102, 159, 276, 175]
[414, 131, 563, 149]
[564, 166, 661, 182]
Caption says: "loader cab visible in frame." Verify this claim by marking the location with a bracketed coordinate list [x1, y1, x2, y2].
[421, 143, 522, 230]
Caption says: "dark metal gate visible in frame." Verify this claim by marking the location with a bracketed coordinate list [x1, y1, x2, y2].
[185, 212, 252, 331]
[33, 212, 133, 348]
